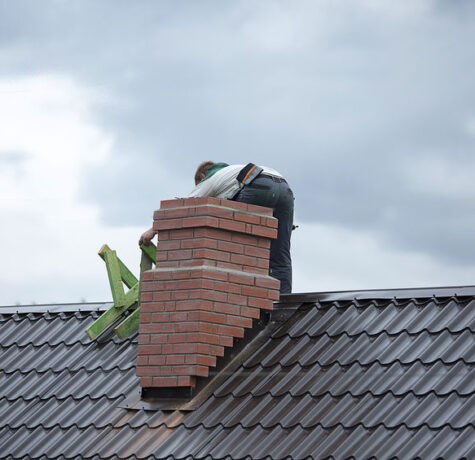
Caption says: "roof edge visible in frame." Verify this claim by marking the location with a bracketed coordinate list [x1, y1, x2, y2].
[277, 285, 475, 304]
[0, 301, 113, 314]
[3, 284, 475, 314]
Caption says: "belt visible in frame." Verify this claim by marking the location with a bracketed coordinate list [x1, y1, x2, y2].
[259, 173, 287, 184]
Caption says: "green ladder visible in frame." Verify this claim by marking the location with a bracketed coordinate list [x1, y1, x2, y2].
[86, 243, 156, 340]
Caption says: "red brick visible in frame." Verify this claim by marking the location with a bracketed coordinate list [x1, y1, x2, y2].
[160, 199, 184, 208]
[227, 294, 247, 306]
[136, 367, 160, 377]
[242, 285, 268, 298]
[155, 271, 173, 280]
[257, 258, 270, 269]
[243, 266, 268, 275]
[169, 312, 188, 322]
[198, 289, 228, 302]
[228, 273, 255, 286]
[172, 343, 199, 354]
[261, 216, 278, 228]
[174, 279, 204, 290]
[224, 200, 248, 211]
[234, 212, 261, 225]
[183, 196, 221, 207]
[155, 219, 183, 231]
[172, 365, 209, 377]
[246, 203, 273, 215]
[157, 207, 191, 219]
[196, 311, 227, 324]
[196, 269, 229, 282]
[152, 376, 178, 387]
[141, 281, 161, 292]
[213, 324, 244, 338]
[170, 290, 191, 302]
[194, 204, 234, 219]
[158, 261, 180, 269]
[157, 366, 172, 375]
[150, 312, 170, 322]
[181, 216, 219, 229]
[141, 292, 153, 302]
[231, 253, 257, 267]
[217, 241, 245, 254]
[214, 281, 242, 294]
[140, 377, 153, 387]
[170, 229, 194, 239]
[255, 276, 281, 290]
[138, 334, 150, 344]
[139, 313, 152, 323]
[216, 261, 244, 271]
[141, 271, 154, 281]
[162, 344, 173, 354]
[137, 356, 148, 366]
[175, 322, 212, 333]
[258, 238, 271, 249]
[219, 219, 246, 233]
[213, 302, 241, 315]
[219, 335, 234, 347]
[210, 345, 225, 356]
[164, 301, 179, 311]
[251, 225, 277, 239]
[231, 233, 260, 246]
[176, 299, 213, 311]
[167, 249, 193, 260]
[139, 323, 174, 334]
[187, 332, 220, 345]
[150, 334, 168, 344]
[268, 289, 281, 301]
[181, 259, 209, 268]
[152, 291, 172, 301]
[181, 238, 218, 250]
[185, 354, 217, 367]
[177, 376, 196, 387]
[158, 231, 170, 241]
[193, 248, 230, 262]
[241, 306, 261, 319]
[149, 355, 166, 365]
[248, 297, 274, 310]
[244, 246, 270, 258]
[193, 227, 232, 241]
[166, 355, 185, 365]
[226, 315, 252, 328]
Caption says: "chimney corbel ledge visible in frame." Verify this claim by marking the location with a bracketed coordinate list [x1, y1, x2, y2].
[136, 196, 280, 392]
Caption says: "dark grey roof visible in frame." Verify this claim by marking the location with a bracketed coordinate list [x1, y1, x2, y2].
[0, 287, 474, 459]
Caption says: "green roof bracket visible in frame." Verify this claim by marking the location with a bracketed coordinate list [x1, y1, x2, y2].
[85, 242, 156, 340]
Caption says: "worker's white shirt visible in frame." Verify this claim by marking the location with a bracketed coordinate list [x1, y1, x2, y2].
[189, 165, 283, 199]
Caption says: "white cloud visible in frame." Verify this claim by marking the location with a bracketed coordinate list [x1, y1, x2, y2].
[403, 154, 475, 200]
[0, 75, 142, 305]
[292, 222, 475, 293]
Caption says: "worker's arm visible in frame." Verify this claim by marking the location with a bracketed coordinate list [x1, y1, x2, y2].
[188, 165, 242, 198]
[188, 175, 219, 197]
[139, 227, 156, 246]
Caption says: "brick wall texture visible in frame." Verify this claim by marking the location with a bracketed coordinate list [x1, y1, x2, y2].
[136, 197, 281, 388]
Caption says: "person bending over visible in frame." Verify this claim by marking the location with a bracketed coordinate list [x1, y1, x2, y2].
[139, 161, 294, 294]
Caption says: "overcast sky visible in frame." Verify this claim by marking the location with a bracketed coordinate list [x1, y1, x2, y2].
[1, 0, 475, 305]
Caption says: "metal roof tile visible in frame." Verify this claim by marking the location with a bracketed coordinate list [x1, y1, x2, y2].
[0, 291, 474, 459]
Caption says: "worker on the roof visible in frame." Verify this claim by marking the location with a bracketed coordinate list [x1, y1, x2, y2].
[139, 162, 294, 294]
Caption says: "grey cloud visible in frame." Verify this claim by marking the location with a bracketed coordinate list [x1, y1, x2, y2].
[1, 0, 474, 266]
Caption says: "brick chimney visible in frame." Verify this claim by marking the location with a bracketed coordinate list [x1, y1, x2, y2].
[136, 197, 280, 394]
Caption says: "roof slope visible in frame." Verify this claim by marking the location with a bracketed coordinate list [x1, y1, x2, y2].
[0, 288, 474, 459]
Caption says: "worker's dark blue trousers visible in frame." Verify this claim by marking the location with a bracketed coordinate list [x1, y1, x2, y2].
[234, 175, 294, 294]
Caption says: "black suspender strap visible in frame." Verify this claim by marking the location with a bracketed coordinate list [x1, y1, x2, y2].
[236, 163, 263, 186]
[231, 163, 264, 200]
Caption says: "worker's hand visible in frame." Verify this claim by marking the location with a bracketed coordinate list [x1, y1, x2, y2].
[139, 228, 156, 246]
